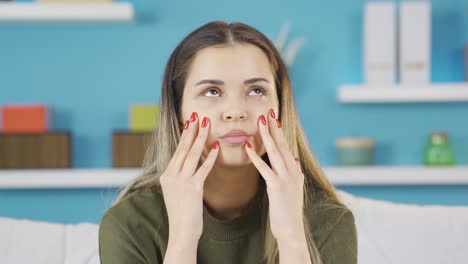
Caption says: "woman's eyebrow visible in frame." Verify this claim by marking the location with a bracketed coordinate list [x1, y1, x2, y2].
[194, 77, 270, 86]
[244, 77, 270, 84]
[195, 79, 224, 86]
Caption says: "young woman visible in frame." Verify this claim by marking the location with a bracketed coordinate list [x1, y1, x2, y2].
[99, 21, 357, 264]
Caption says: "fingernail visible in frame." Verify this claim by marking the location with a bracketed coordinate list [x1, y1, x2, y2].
[183, 120, 189, 130]
[260, 115, 266, 126]
[245, 141, 252, 149]
[190, 112, 197, 122]
[276, 119, 281, 128]
[212, 141, 219, 150]
[201, 117, 208, 128]
[269, 108, 275, 118]
[294, 157, 299, 162]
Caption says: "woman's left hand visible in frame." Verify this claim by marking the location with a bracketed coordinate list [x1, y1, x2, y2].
[244, 108, 306, 243]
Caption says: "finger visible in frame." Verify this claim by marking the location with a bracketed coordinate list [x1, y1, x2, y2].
[244, 140, 275, 184]
[267, 108, 297, 173]
[258, 114, 288, 176]
[167, 112, 199, 172]
[193, 140, 220, 184]
[294, 157, 303, 173]
[180, 116, 211, 177]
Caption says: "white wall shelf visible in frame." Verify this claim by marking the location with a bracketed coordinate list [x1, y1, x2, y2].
[326, 166, 468, 185]
[0, 168, 140, 189]
[0, 3, 134, 22]
[338, 83, 468, 103]
[0, 166, 467, 189]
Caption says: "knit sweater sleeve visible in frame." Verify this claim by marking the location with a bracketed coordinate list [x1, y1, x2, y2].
[318, 210, 358, 264]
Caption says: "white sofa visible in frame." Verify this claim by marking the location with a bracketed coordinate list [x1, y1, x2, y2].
[1, 190, 467, 264]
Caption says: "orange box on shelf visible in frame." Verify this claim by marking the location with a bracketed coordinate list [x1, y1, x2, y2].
[1, 104, 49, 133]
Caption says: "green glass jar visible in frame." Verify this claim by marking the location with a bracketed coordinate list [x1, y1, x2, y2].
[423, 132, 455, 166]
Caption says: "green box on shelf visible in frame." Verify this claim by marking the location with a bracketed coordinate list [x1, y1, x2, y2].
[129, 104, 159, 132]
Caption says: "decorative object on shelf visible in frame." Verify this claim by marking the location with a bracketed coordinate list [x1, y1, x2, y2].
[424, 132, 455, 166]
[335, 136, 375, 166]
[400, 1, 431, 84]
[272, 21, 306, 67]
[1, 104, 50, 133]
[112, 130, 152, 168]
[339, 1, 436, 104]
[0, 104, 72, 169]
[0, 131, 71, 169]
[364, 1, 396, 85]
[129, 104, 159, 132]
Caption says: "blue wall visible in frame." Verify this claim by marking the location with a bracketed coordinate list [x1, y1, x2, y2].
[1, 0, 468, 223]
[1, 185, 467, 224]
[1, 0, 468, 167]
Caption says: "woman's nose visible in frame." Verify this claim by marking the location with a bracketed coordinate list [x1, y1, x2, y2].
[223, 110, 247, 121]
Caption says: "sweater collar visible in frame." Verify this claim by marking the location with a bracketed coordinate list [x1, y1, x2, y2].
[201, 180, 266, 241]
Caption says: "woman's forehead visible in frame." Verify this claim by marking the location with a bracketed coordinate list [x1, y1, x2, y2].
[187, 43, 275, 82]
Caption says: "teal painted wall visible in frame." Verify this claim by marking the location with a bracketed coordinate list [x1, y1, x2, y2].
[1, 0, 467, 223]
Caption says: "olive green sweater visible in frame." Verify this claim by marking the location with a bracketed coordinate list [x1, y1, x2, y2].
[99, 181, 357, 264]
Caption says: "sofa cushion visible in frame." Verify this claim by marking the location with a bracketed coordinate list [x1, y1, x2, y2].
[0, 217, 65, 264]
[64, 222, 99, 264]
[336, 190, 468, 264]
[1, 190, 468, 264]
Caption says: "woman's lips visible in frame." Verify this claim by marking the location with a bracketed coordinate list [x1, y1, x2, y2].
[220, 135, 250, 144]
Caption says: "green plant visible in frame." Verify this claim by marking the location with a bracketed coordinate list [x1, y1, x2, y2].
[273, 22, 306, 67]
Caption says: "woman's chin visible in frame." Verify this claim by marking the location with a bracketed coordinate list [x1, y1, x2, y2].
[215, 144, 253, 167]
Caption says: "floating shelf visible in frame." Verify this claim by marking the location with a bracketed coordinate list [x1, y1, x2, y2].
[326, 166, 468, 185]
[0, 3, 134, 22]
[0, 168, 139, 189]
[0, 166, 467, 189]
[338, 83, 468, 103]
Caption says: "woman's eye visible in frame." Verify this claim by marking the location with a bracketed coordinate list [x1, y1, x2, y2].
[203, 88, 220, 97]
[202, 87, 266, 97]
[249, 87, 266, 96]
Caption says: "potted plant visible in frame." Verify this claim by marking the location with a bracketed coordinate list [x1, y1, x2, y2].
[273, 22, 306, 68]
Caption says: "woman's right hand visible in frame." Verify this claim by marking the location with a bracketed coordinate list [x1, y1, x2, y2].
[159, 112, 220, 246]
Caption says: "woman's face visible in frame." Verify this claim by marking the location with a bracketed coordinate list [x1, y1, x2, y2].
[181, 43, 279, 167]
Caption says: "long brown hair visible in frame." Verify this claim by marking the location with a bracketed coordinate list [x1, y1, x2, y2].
[114, 21, 342, 264]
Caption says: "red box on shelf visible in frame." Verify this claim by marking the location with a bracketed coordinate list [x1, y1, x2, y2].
[1, 104, 49, 133]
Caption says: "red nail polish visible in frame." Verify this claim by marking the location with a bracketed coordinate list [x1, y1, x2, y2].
[269, 108, 275, 118]
[183, 120, 189, 130]
[190, 112, 197, 122]
[294, 157, 299, 161]
[245, 141, 252, 149]
[201, 117, 208, 128]
[212, 141, 219, 150]
[276, 119, 281, 128]
[260, 115, 266, 125]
